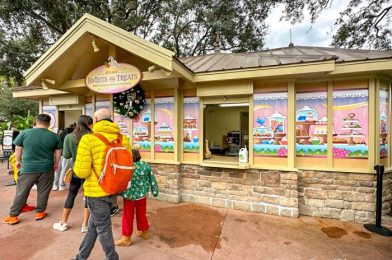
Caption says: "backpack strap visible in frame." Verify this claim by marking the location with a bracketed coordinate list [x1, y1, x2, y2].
[117, 134, 123, 144]
[93, 133, 110, 146]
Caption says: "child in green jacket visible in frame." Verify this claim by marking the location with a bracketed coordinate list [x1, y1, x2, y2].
[115, 148, 159, 246]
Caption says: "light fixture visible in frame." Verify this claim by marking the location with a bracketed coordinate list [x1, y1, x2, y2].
[219, 103, 249, 107]
[43, 78, 55, 85]
[148, 65, 172, 76]
[148, 65, 157, 72]
[91, 36, 100, 53]
[42, 81, 49, 90]
[41, 78, 56, 90]
[164, 69, 171, 76]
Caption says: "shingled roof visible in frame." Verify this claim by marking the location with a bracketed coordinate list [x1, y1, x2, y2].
[179, 45, 392, 73]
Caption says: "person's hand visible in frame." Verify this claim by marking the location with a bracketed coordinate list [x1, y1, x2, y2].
[16, 161, 21, 169]
[54, 163, 59, 172]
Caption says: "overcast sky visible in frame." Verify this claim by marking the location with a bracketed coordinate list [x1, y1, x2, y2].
[264, 1, 347, 49]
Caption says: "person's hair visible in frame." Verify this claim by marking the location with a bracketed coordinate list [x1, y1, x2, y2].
[94, 108, 111, 121]
[35, 114, 51, 127]
[74, 115, 93, 143]
[132, 149, 141, 162]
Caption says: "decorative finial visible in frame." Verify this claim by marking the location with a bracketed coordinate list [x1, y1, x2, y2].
[289, 28, 294, 47]
[214, 32, 221, 53]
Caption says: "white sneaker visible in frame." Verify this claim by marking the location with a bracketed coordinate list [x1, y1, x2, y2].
[32, 184, 37, 190]
[52, 184, 59, 191]
[59, 185, 68, 191]
[81, 225, 88, 233]
[53, 221, 69, 231]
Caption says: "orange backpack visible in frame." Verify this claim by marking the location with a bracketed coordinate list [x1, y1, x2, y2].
[92, 133, 133, 195]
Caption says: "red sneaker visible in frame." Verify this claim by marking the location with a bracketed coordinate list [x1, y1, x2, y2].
[3, 216, 19, 225]
[21, 204, 35, 213]
[35, 212, 47, 220]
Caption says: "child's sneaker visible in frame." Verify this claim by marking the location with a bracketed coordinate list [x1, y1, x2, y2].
[35, 212, 47, 220]
[136, 230, 149, 240]
[53, 221, 69, 231]
[2, 215, 19, 225]
[81, 225, 88, 233]
[115, 236, 131, 246]
[52, 184, 59, 191]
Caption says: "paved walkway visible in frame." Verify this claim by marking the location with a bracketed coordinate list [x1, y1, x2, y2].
[0, 164, 391, 260]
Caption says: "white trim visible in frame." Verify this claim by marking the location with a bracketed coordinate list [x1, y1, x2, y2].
[333, 89, 368, 98]
[154, 97, 174, 104]
[296, 92, 327, 100]
[254, 92, 288, 101]
[184, 97, 199, 104]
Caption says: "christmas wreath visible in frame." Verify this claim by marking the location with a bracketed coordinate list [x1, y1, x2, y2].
[113, 84, 146, 119]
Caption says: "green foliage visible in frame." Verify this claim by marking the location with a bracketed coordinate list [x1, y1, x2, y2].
[281, 0, 392, 50]
[10, 115, 35, 131]
[0, 79, 38, 121]
[0, 122, 9, 132]
[0, 0, 273, 81]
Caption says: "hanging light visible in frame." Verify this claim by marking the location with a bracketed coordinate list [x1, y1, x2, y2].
[91, 36, 100, 53]
[41, 78, 56, 90]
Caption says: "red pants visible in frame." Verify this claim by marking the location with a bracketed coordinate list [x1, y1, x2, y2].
[122, 197, 149, 236]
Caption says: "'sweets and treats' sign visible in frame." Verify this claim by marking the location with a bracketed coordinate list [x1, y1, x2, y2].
[86, 58, 142, 94]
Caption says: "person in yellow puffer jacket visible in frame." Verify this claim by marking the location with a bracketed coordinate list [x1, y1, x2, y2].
[73, 108, 129, 260]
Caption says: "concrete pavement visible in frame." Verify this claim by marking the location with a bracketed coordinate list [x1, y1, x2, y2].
[0, 163, 391, 260]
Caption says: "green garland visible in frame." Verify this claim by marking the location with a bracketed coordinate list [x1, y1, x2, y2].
[113, 84, 146, 119]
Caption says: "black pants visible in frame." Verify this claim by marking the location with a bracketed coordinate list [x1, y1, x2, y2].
[64, 176, 87, 209]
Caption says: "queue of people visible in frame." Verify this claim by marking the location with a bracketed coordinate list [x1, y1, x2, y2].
[2, 108, 159, 260]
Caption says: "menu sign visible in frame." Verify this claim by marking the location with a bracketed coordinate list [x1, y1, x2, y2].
[2, 130, 13, 150]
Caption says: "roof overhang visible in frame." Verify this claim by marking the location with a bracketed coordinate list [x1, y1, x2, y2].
[13, 88, 68, 99]
[192, 60, 336, 83]
[24, 13, 176, 87]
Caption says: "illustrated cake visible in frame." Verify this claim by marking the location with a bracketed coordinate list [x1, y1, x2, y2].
[313, 116, 328, 134]
[184, 115, 197, 129]
[133, 126, 148, 137]
[157, 122, 172, 138]
[253, 127, 274, 138]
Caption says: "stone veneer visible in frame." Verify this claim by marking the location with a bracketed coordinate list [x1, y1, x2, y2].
[149, 163, 391, 223]
[298, 171, 376, 223]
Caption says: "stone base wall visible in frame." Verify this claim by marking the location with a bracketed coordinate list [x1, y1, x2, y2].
[149, 163, 389, 223]
[180, 165, 299, 217]
[150, 163, 298, 217]
[383, 172, 392, 215]
[150, 164, 181, 203]
[298, 171, 376, 223]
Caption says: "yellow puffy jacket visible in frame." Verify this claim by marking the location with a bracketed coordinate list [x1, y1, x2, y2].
[74, 120, 130, 197]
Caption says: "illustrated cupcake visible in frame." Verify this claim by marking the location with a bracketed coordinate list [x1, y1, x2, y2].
[312, 136, 320, 145]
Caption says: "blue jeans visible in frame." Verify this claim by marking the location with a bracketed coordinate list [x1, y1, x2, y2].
[76, 196, 119, 260]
